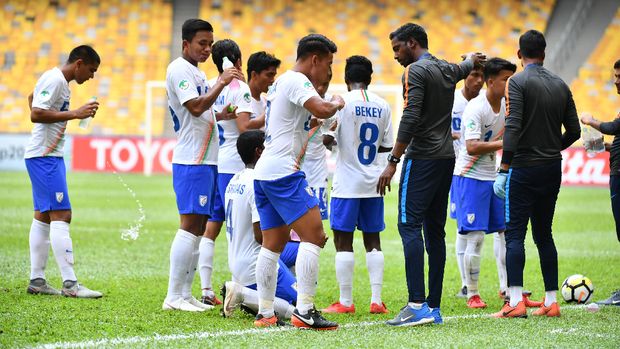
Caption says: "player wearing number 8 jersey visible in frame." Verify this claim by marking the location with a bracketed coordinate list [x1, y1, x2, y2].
[323, 56, 393, 315]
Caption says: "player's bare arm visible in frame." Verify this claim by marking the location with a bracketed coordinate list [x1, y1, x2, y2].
[466, 139, 503, 155]
[184, 67, 244, 117]
[31, 100, 99, 124]
[303, 95, 344, 119]
[28, 93, 33, 111]
[252, 222, 263, 245]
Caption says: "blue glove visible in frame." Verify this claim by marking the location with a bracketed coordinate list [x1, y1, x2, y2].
[493, 172, 508, 199]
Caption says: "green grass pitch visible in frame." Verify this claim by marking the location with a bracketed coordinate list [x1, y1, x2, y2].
[0, 171, 618, 348]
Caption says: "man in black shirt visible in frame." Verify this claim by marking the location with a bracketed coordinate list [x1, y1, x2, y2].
[376, 22, 484, 326]
[580, 58, 620, 307]
[492, 30, 581, 318]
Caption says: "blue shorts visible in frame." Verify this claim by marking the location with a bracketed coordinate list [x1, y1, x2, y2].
[25, 157, 71, 213]
[247, 258, 297, 304]
[330, 197, 385, 233]
[254, 171, 319, 231]
[280, 241, 299, 268]
[452, 176, 505, 234]
[449, 176, 457, 219]
[172, 164, 217, 216]
[209, 172, 235, 222]
[310, 187, 328, 220]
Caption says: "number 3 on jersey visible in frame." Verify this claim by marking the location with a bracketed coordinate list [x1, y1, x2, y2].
[358, 122, 379, 165]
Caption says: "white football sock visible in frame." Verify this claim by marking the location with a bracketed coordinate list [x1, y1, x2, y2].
[198, 237, 215, 297]
[544, 291, 557, 307]
[408, 302, 423, 309]
[366, 249, 384, 304]
[29, 219, 50, 280]
[493, 232, 508, 293]
[464, 231, 484, 297]
[241, 286, 259, 314]
[455, 230, 467, 287]
[240, 286, 294, 319]
[335, 251, 354, 307]
[49, 221, 77, 282]
[256, 247, 280, 318]
[296, 242, 321, 315]
[274, 297, 295, 319]
[182, 234, 202, 299]
[509, 286, 523, 307]
[166, 229, 198, 302]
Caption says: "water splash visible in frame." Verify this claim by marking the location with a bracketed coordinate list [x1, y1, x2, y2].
[112, 169, 145, 241]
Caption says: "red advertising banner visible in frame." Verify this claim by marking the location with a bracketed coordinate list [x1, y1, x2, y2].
[71, 135, 612, 186]
[72, 136, 175, 173]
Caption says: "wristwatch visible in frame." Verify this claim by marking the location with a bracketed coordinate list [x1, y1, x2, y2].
[387, 153, 401, 164]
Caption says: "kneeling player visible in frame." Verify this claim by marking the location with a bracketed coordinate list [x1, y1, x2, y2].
[220, 131, 297, 323]
[452, 58, 515, 308]
[323, 56, 393, 314]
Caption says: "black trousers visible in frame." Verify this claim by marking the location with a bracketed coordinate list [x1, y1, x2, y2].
[505, 160, 561, 291]
[610, 175, 620, 242]
[398, 158, 454, 308]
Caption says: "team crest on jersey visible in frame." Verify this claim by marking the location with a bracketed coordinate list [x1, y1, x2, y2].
[466, 120, 475, 131]
[41, 90, 50, 97]
[467, 213, 475, 224]
[303, 81, 313, 89]
[243, 92, 251, 103]
[179, 80, 189, 90]
[199, 195, 208, 207]
[55, 192, 64, 203]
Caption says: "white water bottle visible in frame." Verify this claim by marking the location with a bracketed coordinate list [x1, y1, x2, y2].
[79, 96, 97, 129]
[222, 56, 239, 90]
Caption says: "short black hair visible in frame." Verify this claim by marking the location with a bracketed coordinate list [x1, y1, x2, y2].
[519, 30, 546, 59]
[484, 57, 517, 80]
[212, 39, 242, 73]
[296, 34, 337, 61]
[237, 130, 265, 165]
[345, 55, 373, 86]
[247, 51, 281, 81]
[67, 45, 100, 65]
[389, 23, 428, 49]
[182, 19, 213, 42]
[614, 59, 620, 70]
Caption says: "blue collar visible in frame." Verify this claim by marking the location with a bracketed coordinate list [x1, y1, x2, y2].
[525, 62, 543, 70]
[418, 52, 432, 61]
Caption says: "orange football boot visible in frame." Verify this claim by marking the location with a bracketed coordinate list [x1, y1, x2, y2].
[323, 302, 356, 314]
[532, 302, 561, 317]
[370, 302, 389, 314]
[491, 301, 527, 318]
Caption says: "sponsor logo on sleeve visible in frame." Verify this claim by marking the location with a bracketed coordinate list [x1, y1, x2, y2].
[179, 80, 189, 90]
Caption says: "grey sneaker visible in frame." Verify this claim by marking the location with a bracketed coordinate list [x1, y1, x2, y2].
[27, 278, 61, 296]
[61, 281, 103, 299]
[596, 290, 620, 306]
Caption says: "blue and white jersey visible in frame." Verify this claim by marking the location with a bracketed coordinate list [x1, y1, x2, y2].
[331, 89, 393, 198]
[166, 57, 218, 165]
[225, 168, 261, 286]
[25, 67, 71, 158]
[209, 77, 254, 174]
[454, 93, 505, 181]
[451, 88, 468, 161]
[254, 70, 320, 180]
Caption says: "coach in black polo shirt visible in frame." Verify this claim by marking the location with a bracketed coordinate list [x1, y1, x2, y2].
[377, 22, 484, 326]
[492, 30, 580, 318]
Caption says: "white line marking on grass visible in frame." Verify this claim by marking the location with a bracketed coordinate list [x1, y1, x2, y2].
[31, 305, 585, 349]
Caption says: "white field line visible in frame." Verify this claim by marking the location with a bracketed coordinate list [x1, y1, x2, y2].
[31, 305, 585, 349]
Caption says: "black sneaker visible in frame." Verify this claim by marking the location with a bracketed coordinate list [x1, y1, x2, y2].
[596, 290, 620, 306]
[291, 308, 338, 330]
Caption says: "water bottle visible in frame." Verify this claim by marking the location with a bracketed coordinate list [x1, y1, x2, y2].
[79, 96, 97, 129]
[222, 56, 240, 90]
[581, 122, 605, 158]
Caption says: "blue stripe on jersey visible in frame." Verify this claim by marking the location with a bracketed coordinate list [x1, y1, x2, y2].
[505, 168, 512, 223]
[400, 159, 412, 224]
[169, 106, 180, 132]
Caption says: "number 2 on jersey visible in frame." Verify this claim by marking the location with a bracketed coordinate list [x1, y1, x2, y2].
[357, 122, 379, 165]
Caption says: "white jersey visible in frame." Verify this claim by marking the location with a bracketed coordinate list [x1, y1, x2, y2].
[254, 70, 320, 180]
[332, 89, 393, 198]
[451, 88, 468, 161]
[225, 168, 261, 286]
[454, 93, 505, 181]
[250, 95, 266, 120]
[166, 57, 218, 165]
[25, 67, 71, 159]
[301, 93, 335, 188]
[209, 77, 254, 174]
